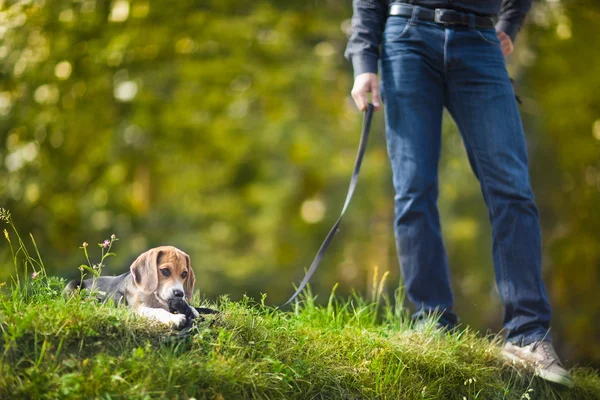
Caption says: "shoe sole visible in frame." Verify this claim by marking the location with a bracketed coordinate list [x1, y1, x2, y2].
[502, 350, 574, 389]
[537, 368, 575, 389]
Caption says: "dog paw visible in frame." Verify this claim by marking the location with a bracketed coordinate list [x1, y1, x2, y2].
[171, 313, 187, 329]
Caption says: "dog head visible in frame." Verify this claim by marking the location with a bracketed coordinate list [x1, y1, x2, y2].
[130, 246, 196, 306]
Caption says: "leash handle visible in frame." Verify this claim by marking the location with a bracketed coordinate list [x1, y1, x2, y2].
[282, 104, 374, 307]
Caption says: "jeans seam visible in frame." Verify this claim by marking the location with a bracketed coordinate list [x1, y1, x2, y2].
[449, 99, 510, 305]
[385, 17, 413, 42]
[443, 29, 449, 77]
[473, 27, 500, 46]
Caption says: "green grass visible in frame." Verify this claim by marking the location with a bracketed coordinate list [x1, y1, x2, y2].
[1, 209, 600, 399]
[2, 285, 600, 399]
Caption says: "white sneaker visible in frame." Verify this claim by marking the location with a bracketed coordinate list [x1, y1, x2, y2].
[502, 341, 574, 389]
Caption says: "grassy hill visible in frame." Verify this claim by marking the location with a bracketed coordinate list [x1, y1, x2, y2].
[1, 209, 599, 399]
[1, 278, 599, 399]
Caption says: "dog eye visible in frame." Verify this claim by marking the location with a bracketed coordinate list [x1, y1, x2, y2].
[181, 271, 188, 279]
[160, 269, 171, 277]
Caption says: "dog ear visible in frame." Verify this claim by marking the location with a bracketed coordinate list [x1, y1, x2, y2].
[183, 253, 195, 301]
[130, 249, 162, 294]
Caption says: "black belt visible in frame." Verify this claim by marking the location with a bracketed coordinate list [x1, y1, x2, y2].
[389, 3, 495, 29]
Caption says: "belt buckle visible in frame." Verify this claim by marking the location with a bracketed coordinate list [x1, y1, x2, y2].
[434, 9, 452, 25]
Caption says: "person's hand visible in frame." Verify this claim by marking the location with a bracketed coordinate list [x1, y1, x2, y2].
[496, 31, 514, 57]
[351, 72, 381, 111]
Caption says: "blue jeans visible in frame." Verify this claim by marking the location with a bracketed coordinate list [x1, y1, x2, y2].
[380, 8, 552, 345]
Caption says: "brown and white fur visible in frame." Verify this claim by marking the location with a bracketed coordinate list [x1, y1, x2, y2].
[64, 246, 199, 328]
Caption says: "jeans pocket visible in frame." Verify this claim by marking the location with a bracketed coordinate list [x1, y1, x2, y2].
[383, 16, 411, 42]
[474, 28, 500, 46]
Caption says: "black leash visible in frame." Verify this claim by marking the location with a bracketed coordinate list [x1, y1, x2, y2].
[282, 103, 375, 307]
[165, 104, 374, 341]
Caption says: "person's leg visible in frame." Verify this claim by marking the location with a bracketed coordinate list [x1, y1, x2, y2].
[381, 13, 457, 327]
[443, 25, 551, 343]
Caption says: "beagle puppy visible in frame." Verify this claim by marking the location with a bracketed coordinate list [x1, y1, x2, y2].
[64, 246, 199, 328]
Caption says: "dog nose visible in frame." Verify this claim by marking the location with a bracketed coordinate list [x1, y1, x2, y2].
[173, 289, 184, 298]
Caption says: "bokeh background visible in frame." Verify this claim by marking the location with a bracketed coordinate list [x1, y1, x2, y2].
[1, 0, 598, 367]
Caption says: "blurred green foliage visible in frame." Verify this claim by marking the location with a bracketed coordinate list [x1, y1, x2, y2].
[1, 0, 598, 365]
[523, 0, 600, 367]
